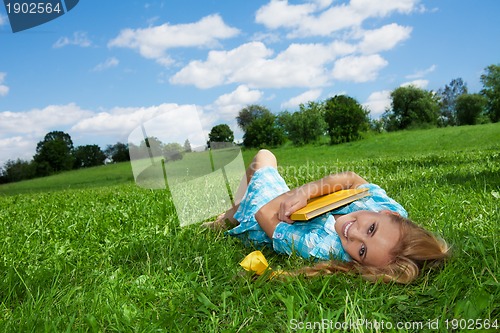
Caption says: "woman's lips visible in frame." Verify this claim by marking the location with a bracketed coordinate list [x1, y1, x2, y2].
[342, 221, 354, 239]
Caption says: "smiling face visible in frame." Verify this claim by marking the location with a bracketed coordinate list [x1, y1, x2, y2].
[334, 210, 402, 267]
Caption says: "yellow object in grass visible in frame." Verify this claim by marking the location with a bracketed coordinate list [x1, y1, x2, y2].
[240, 251, 284, 279]
[239, 250, 269, 275]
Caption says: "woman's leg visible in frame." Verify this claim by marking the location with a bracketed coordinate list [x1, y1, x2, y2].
[203, 149, 278, 229]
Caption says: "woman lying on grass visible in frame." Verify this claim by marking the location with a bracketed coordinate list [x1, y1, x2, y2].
[203, 149, 449, 283]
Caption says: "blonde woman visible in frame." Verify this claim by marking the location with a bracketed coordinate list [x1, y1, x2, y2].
[204, 149, 449, 283]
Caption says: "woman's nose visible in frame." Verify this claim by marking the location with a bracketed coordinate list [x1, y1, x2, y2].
[348, 225, 366, 242]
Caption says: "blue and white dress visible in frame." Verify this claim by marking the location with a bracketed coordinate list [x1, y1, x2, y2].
[227, 167, 407, 262]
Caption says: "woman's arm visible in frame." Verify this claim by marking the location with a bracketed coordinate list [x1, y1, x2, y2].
[278, 171, 368, 223]
[255, 171, 368, 237]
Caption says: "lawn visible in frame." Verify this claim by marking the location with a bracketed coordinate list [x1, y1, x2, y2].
[0, 123, 499, 332]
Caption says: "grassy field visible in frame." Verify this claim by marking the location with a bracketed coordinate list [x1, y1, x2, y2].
[0, 123, 499, 332]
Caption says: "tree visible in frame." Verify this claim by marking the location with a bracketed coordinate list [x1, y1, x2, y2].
[208, 124, 234, 144]
[236, 105, 270, 131]
[33, 131, 75, 176]
[73, 145, 106, 169]
[0, 159, 36, 184]
[243, 112, 285, 148]
[383, 86, 440, 131]
[164, 142, 183, 161]
[278, 101, 327, 146]
[324, 95, 369, 144]
[480, 64, 500, 122]
[105, 142, 130, 162]
[437, 78, 468, 126]
[455, 94, 487, 125]
[183, 139, 192, 153]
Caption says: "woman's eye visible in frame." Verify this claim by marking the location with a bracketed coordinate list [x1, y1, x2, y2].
[368, 223, 375, 234]
[359, 244, 366, 257]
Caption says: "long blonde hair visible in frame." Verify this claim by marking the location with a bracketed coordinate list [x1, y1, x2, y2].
[289, 215, 449, 284]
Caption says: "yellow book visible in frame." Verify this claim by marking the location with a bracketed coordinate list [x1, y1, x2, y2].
[290, 188, 370, 221]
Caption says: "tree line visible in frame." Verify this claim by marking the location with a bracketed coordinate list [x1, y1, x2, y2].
[211, 63, 499, 148]
[0, 131, 130, 184]
[1, 64, 498, 184]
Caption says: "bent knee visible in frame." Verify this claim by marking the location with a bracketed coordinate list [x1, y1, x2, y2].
[253, 149, 277, 168]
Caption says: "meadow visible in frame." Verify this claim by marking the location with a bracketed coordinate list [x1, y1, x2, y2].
[0, 123, 499, 332]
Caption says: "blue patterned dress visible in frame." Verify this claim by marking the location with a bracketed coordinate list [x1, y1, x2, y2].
[227, 167, 407, 262]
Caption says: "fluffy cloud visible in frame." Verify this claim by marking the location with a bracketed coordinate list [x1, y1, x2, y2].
[210, 85, 264, 121]
[171, 41, 355, 89]
[92, 57, 119, 72]
[0, 103, 94, 164]
[357, 23, 412, 54]
[0, 103, 93, 137]
[0, 103, 210, 165]
[281, 89, 322, 109]
[363, 90, 391, 117]
[171, 42, 273, 88]
[256, 0, 420, 37]
[0, 72, 9, 97]
[108, 14, 240, 66]
[53, 31, 92, 48]
[332, 54, 388, 82]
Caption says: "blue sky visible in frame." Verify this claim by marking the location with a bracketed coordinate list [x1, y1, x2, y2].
[1, 0, 499, 165]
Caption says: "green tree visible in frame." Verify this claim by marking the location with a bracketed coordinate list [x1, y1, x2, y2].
[0, 159, 36, 183]
[164, 142, 183, 161]
[383, 86, 440, 131]
[183, 139, 192, 153]
[236, 105, 270, 131]
[324, 95, 369, 144]
[33, 131, 75, 176]
[480, 64, 500, 122]
[208, 124, 234, 144]
[455, 93, 487, 125]
[243, 112, 285, 148]
[278, 101, 326, 145]
[73, 145, 106, 169]
[105, 142, 130, 162]
[437, 78, 468, 126]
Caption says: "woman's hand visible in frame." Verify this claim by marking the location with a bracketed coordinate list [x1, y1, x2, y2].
[278, 190, 308, 224]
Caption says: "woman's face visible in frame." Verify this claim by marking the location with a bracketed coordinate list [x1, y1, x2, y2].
[335, 210, 401, 267]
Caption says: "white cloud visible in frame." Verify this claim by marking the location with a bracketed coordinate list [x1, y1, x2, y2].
[255, 0, 421, 37]
[0, 103, 94, 164]
[53, 31, 92, 48]
[171, 41, 355, 89]
[401, 79, 429, 89]
[405, 64, 437, 79]
[108, 14, 240, 66]
[0, 72, 9, 97]
[0, 136, 34, 163]
[363, 90, 391, 117]
[92, 57, 119, 72]
[214, 85, 263, 108]
[357, 23, 412, 54]
[332, 54, 388, 82]
[170, 42, 274, 88]
[209, 85, 263, 123]
[281, 89, 322, 109]
[0, 103, 93, 137]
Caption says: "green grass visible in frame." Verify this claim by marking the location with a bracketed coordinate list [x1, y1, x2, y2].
[0, 123, 499, 332]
